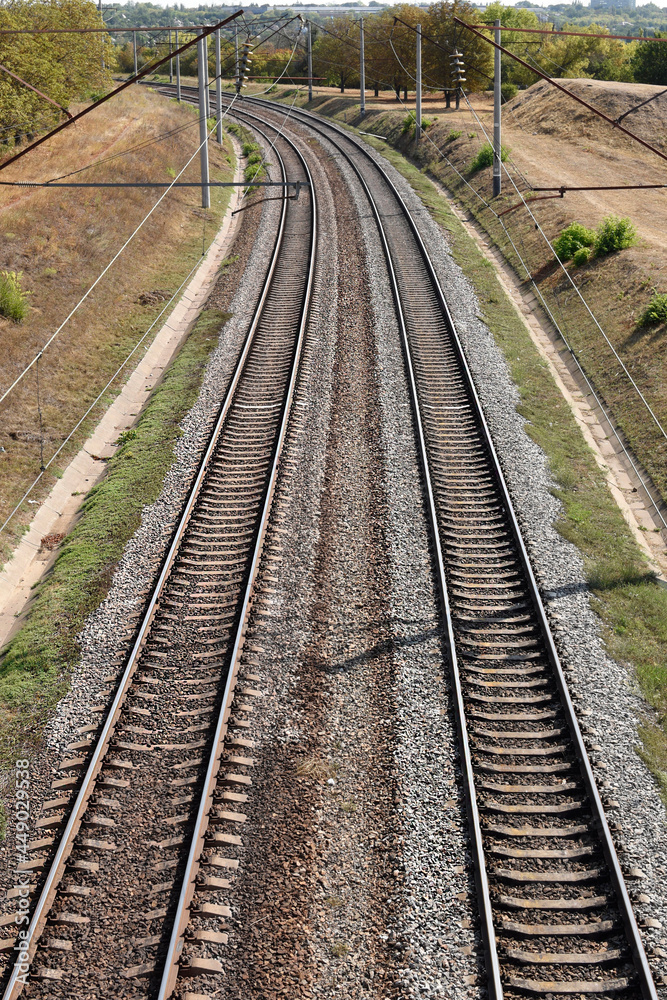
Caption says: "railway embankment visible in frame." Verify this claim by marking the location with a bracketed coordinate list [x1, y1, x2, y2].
[0, 86, 235, 562]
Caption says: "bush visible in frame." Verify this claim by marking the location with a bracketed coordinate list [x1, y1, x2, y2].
[501, 82, 518, 102]
[469, 142, 509, 172]
[0, 270, 30, 322]
[446, 129, 463, 141]
[572, 246, 592, 267]
[639, 293, 667, 327]
[553, 222, 596, 262]
[594, 214, 638, 256]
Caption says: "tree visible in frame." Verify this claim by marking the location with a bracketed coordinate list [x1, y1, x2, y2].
[423, 0, 494, 95]
[0, 0, 113, 144]
[311, 18, 359, 92]
[631, 36, 667, 84]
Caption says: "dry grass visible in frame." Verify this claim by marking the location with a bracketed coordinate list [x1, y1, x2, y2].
[0, 85, 234, 557]
[296, 756, 338, 782]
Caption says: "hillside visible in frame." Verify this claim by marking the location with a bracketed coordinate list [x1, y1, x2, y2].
[0, 85, 234, 556]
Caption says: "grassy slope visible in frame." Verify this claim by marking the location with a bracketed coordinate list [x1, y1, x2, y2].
[0, 308, 229, 770]
[272, 93, 667, 799]
[0, 87, 234, 558]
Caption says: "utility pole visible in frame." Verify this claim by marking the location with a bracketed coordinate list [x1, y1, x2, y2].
[169, 29, 173, 84]
[307, 20, 313, 103]
[175, 28, 181, 101]
[98, 0, 104, 72]
[197, 34, 210, 209]
[234, 26, 239, 92]
[215, 28, 223, 143]
[493, 18, 501, 197]
[204, 36, 210, 120]
[415, 22, 422, 140]
[359, 17, 366, 116]
[133, 30, 138, 78]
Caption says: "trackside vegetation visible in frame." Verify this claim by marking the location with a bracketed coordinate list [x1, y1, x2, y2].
[0, 271, 30, 323]
[0, 309, 228, 773]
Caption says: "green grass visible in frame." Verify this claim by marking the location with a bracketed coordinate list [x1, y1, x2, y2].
[312, 114, 667, 803]
[0, 270, 30, 322]
[0, 308, 229, 774]
[639, 292, 667, 327]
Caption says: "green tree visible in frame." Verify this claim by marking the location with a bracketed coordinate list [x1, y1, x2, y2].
[0, 0, 112, 144]
[631, 36, 667, 84]
[312, 18, 359, 92]
[423, 0, 494, 94]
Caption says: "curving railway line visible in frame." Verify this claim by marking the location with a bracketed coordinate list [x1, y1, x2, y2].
[174, 90, 658, 1000]
[1, 119, 315, 998]
[1, 88, 659, 1000]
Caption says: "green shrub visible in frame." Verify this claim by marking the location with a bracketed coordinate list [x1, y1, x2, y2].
[553, 222, 596, 262]
[639, 292, 667, 326]
[446, 129, 463, 141]
[401, 113, 415, 135]
[572, 246, 592, 266]
[242, 140, 258, 156]
[594, 214, 638, 256]
[501, 82, 518, 102]
[0, 270, 30, 322]
[469, 142, 509, 172]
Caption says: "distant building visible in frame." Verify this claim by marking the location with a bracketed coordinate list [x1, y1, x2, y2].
[590, 0, 636, 9]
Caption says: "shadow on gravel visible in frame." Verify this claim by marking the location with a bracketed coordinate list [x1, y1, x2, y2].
[311, 624, 444, 675]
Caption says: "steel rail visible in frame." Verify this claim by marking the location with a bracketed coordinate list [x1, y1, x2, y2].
[0, 120, 293, 1000]
[156, 116, 317, 999]
[241, 94, 658, 1000]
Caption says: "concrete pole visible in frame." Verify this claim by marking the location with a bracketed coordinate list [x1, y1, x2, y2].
[415, 22, 422, 140]
[359, 18, 366, 116]
[204, 36, 210, 120]
[197, 35, 210, 209]
[133, 30, 138, 77]
[493, 19, 502, 197]
[216, 29, 223, 143]
[307, 21, 313, 103]
[176, 28, 181, 101]
[234, 26, 239, 92]
[169, 29, 173, 83]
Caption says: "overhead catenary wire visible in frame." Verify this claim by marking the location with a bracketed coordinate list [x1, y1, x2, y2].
[0, 93, 240, 412]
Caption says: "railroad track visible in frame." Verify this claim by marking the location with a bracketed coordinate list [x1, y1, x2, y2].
[208, 93, 657, 1000]
[1, 119, 316, 999]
